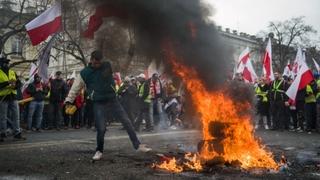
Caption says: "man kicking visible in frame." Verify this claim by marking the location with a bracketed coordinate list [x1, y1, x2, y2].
[65, 50, 151, 160]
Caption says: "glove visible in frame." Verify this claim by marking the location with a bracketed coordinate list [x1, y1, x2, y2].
[65, 101, 77, 115]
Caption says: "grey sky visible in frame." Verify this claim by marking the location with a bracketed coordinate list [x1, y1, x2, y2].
[206, 0, 320, 39]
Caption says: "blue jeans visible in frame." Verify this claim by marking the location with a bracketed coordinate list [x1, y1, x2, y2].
[27, 101, 44, 129]
[94, 99, 140, 152]
[0, 100, 21, 135]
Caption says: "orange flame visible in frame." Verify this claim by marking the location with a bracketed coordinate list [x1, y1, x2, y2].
[153, 41, 279, 172]
[152, 157, 183, 173]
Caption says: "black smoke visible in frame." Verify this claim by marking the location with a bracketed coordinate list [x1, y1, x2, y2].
[84, 0, 232, 90]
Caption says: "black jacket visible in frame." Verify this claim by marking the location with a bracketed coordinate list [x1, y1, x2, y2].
[49, 78, 68, 102]
[27, 82, 49, 101]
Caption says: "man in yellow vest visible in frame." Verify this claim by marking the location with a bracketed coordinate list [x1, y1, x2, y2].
[305, 81, 317, 134]
[255, 77, 270, 130]
[134, 73, 153, 132]
[0, 57, 26, 141]
[270, 72, 289, 130]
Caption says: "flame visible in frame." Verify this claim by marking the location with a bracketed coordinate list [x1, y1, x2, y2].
[153, 41, 279, 172]
[152, 157, 183, 173]
[184, 153, 202, 172]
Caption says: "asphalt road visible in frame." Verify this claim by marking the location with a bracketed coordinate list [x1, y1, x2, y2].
[0, 125, 319, 180]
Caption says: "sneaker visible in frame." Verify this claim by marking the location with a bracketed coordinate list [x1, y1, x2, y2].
[308, 131, 312, 134]
[13, 133, 26, 140]
[170, 125, 177, 130]
[136, 144, 152, 152]
[254, 125, 259, 130]
[264, 125, 269, 130]
[36, 128, 42, 132]
[92, 151, 103, 161]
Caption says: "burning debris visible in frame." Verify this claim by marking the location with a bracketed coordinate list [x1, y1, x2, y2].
[151, 49, 280, 172]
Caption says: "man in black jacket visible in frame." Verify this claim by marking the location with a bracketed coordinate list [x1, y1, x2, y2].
[48, 71, 68, 130]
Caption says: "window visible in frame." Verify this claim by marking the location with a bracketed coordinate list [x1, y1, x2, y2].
[11, 38, 22, 55]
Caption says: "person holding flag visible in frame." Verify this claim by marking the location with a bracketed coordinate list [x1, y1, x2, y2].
[286, 57, 315, 132]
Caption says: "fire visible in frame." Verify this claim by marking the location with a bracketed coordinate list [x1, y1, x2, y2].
[184, 153, 202, 172]
[153, 42, 279, 172]
[152, 157, 183, 173]
[152, 153, 202, 173]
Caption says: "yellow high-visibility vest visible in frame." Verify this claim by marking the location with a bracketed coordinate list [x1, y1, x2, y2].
[138, 83, 151, 103]
[0, 69, 17, 96]
[255, 85, 268, 102]
[316, 80, 320, 100]
[305, 85, 316, 103]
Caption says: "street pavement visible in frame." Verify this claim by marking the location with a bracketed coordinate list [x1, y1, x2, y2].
[0, 125, 319, 180]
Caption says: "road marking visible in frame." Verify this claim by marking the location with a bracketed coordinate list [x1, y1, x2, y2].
[0, 130, 199, 150]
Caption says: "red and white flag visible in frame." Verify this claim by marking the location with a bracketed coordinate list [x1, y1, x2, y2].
[313, 58, 320, 72]
[286, 61, 314, 100]
[25, 2, 62, 46]
[292, 47, 303, 76]
[282, 61, 292, 78]
[262, 38, 274, 81]
[236, 47, 257, 83]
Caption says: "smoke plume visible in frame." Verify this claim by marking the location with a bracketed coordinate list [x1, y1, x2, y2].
[85, 0, 232, 89]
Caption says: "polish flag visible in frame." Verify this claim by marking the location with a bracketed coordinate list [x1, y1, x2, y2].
[263, 38, 274, 81]
[292, 47, 303, 76]
[286, 61, 314, 100]
[25, 3, 62, 46]
[282, 61, 292, 78]
[236, 47, 257, 83]
[313, 58, 320, 72]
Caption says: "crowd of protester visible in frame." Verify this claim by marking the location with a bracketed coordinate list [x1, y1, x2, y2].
[235, 71, 320, 134]
[0, 55, 187, 142]
[3, 54, 320, 143]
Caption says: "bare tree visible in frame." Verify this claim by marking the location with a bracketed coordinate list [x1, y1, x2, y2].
[0, 0, 53, 69]
[266, 16, 317, 69]
[52, 0, 94, 67]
